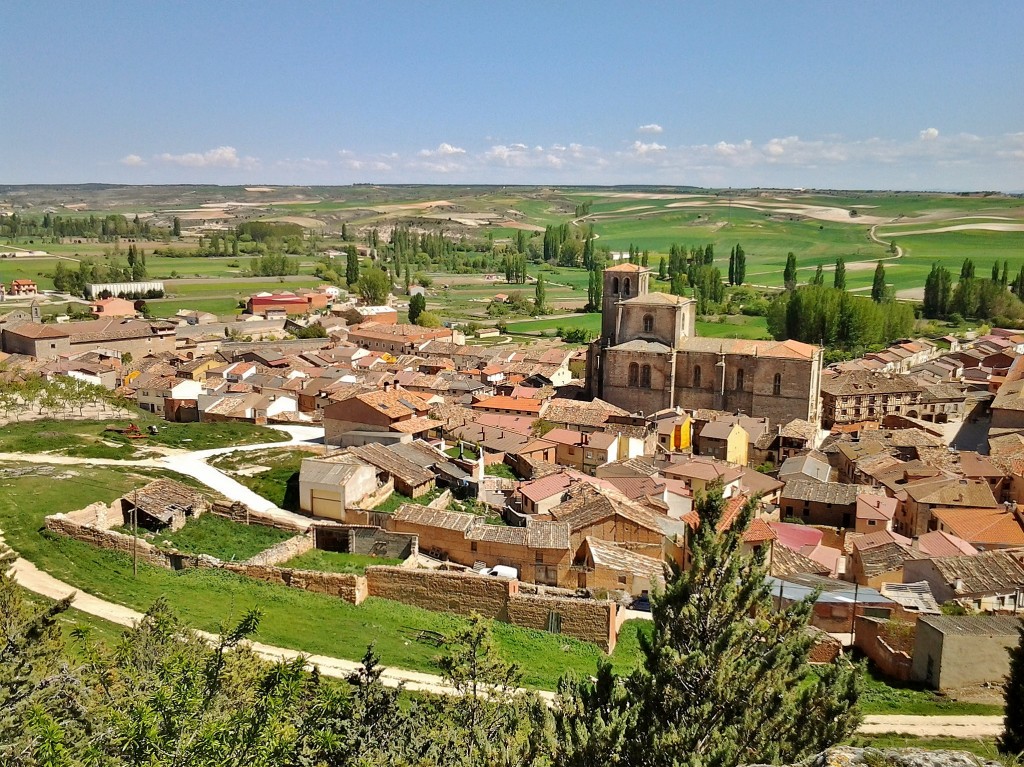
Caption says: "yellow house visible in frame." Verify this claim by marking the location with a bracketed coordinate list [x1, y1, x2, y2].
[698, 421, 749, 466]
[656, 414, 691, 452]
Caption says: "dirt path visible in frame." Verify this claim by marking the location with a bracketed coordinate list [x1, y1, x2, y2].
[6, 555, 1005, 728]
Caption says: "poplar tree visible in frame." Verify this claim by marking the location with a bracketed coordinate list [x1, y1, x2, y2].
[783, 252, 798, 290]
[658, 256, 667, 280]
[734, 244, 746, 285]
[555, 487, 861, 767]
[834, 257, 846, 290]
[728, 247, 736, 286]
[1001, 260, 1010, 287]
[408, 293, 426, 324]
[871, 261, 887, 302]
[345, 245, 360, 286]
[534, 273, 547, 313]
[813, 264, 824, 286]
[998, 622, 1024, 756]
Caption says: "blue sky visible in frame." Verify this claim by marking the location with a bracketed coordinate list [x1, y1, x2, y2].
[3, 1, 1022, 190]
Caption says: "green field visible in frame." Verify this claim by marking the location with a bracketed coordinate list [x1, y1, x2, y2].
[209, 447, 315, 511]
[505, 312, 769, 340]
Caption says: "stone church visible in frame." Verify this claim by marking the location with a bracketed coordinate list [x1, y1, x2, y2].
[586, 263, 823, 426]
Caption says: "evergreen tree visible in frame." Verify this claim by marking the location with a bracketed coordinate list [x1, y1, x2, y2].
[834, 257, 846, 290]
[658, 256, 667, 280]
[670, 269, 686, 297]
[404, 265, 412, 294]
[641, 249, 649, 268]
[783, 252, 798, 291]
[556, 487, 861, 767]
[871, 261, 887, 303]
[735, 244, 746, 285]
[345, 245, 360, 286]
[728, 246, 736, 286]
[534, 273, 547, 312]
[992, 262, 1001, 283]
[408, 293, 426, 324]
[1001, 260, 1010, 287]
[998, 622, 1024, 756]
[172, 216, 181, 237]
[1014, 267, 1024, 302]
[923, 263, 953, 319]
[961, 258, 976, 281]
[812, 264, 824, 286]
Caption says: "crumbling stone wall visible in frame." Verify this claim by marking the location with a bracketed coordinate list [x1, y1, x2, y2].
[223, 563, 367, 603]
[44, 514, 206, 571]
[366, 566, 515, 620]
[209, 500, 308, 532]
[243, 534, 314, 566]
[508, 592, 618, 652]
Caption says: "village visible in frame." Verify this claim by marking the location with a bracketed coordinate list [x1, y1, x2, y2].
[2, 262, 1024, 696]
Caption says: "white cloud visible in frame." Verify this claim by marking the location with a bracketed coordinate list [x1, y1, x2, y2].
[637, 123, 663, 134]
[120, 154, 145, 167]
[630, 140, 666, 156]
[418, 142, 466, 157]
[328, 131, 1024, 188]
[919, 127, 940, 141]
[155, 145, 259, 170]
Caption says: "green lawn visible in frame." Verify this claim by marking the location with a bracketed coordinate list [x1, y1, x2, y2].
[0, 418, 287, 456]
[150, 513, 296, 562]
[209, 447, 317, 512]
[858, 663, 1004, 716]
[283, 548, 404, 574]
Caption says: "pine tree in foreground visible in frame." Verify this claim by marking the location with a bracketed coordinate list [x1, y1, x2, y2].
[555, 487, 861, 767]
[998, 621, 1024, 756]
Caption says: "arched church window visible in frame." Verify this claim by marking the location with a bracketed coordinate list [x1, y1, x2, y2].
[642, 314, 654, 333]
[735, 368, 745, 391]
[628, 362, 640, 387]
[773, 373, 782, 396]
[640, 365, 652, 388]
[693, 366, 702, 388]
[612, 277, 620, 294]
[623, 278, 631, 297]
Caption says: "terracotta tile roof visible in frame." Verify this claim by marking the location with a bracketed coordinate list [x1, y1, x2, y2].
[931, 506, 1024, 547]
[471, 395, 544, 414]
[604, 263, 646, 272]
[926, 549, 1024, 594]
[391, 504, 477, 532]
[677, 337, 820, 360]
[820, 371, 924, 396]
[549, 483, 666, 535]
[584, 537, 666, 582]
[916, 530, 978, 558]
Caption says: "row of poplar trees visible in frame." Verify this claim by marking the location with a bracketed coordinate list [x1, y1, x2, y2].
[0, 488, 868, 767]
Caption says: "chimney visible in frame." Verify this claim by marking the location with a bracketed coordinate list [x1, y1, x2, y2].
[953, 578, 965, 593]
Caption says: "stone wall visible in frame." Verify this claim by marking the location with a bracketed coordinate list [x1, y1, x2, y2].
[366, 566, 515, 620]
[507, 592, 618, 652]
[44, 514, 208, 571]
[243, 534, 314, 566]
[427, 489, 453, 510]
[854, 616, 913, 681]
[223, 563, 367, 604]
[209, 500, 308, 532]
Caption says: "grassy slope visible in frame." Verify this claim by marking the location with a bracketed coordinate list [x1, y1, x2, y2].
[0, 464, 643, 689]
[154, 513, 295, 562]
[0, 418, 287, 455]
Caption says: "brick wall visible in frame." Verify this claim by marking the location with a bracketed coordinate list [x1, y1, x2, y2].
[243, 534, 314, 566]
